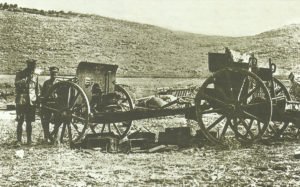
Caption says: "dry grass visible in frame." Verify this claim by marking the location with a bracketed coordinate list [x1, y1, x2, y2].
[1, 111, 300, 186]
[1, 8, 300, 186]
[1, 11, 300, 78]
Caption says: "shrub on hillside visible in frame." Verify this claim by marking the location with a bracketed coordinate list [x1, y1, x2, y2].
[0, 2, 84, 18]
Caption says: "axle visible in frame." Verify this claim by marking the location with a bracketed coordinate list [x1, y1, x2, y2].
[91, 106, 196, 123]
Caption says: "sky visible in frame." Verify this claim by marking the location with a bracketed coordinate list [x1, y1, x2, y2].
[2, 0, 300, 36]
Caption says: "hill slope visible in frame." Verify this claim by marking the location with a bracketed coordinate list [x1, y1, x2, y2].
[0, 10, 300, 77]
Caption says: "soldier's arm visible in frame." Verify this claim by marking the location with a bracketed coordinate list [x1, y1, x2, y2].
[41, 80, 49, 97]
[15, 71, 27, 88]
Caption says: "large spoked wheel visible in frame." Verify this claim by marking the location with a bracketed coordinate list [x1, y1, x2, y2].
[41, 81, 90, 146]
[267, 77, 291, 138]
[88, 85, 134, 139]
[195, 68, 272, 145]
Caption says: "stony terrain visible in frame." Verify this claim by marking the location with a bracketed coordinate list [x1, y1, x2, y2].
[1, 111, 300, 186]
[0, 10, 300, 77]
[1, 6, 300, 186]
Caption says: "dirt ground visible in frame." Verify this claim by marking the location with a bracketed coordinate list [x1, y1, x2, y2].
[1, 111, 300, 186]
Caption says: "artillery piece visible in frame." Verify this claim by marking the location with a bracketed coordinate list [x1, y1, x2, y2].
[41, 62, 195, 146]
[195, 50, 293, 144]
[40, 50, 300, 147]
[41, 62, 135, 145]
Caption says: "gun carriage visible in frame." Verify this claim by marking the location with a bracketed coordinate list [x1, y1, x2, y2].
[196, 51, 295, 144]
[41, 62, 195, 146]
[40, 50, 300, 147]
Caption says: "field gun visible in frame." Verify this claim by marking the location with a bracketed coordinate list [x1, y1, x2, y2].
[40, 50, 300, 147]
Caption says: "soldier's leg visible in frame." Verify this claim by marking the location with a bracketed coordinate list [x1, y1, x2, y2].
[16, 105, 24, 142]
[26, 120, 32, 144]
[60, 123, 67, 143]
[41, 112, 50, 141]
[51, 122, 62, 144]
[43, 121, 50, 140]
[25, 105, 35, 144]
[17, 117, 24, 142]
[49, 114, 62, 144]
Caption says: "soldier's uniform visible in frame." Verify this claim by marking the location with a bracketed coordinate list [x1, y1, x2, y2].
[41, 66, 59, 142]
[15, 59, 40, 145]
[41, 67, 59, 96]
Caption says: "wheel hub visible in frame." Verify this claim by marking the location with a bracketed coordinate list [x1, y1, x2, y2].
[227, 102, 244, 117]
[61, 109, 73, 123]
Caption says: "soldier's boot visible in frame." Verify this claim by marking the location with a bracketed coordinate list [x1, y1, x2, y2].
[26, 122, 32, 145]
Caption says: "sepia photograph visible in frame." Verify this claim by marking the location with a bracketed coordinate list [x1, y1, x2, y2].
[1, 0, 300, 186]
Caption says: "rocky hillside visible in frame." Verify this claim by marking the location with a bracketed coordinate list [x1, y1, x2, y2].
[0, 10, 299, 77]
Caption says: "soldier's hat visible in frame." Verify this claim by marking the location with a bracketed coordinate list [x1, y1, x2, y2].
[26, 59, 37, 66]
[49, 66, 59, 73]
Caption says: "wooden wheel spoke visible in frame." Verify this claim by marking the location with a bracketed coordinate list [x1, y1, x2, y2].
[242, 110, 265, 124]
[219, 120, 230, 139]
[71, 114, 86, 122]
[248, 119, 254, 129]
[228, 118, 237, 130]
[72, 104, 85, 112]
[70, 92, 80, 109]
[201, 93, 227, 108]
[119, 103, 130, 110]
[108, 124, 111, 132]
[240, 85, 260, 102]
[42, 105, 60, 114]
[257, 121, 262, 133]
[120, 98, 129, 104]
[232, 118, 255, 139]
[229, 118, 240, 134]
[243, 118, 254, 133]
[247, 129, 255, 139]
[275, 88, 283, 95]
[101, 124, 106, 133]
[268, 124, 276, 133]
[90, 124, 97, 133]
[50, 123, 61, 137]
[122, 121, 131, 127]
[242, 101, 268, 109]
[238, 78, 248, 100]
[200, 108, 223, 115]
[207, 115, 226, 131]
[89, 123, 97, 129]
[66, 87, 72, 108]
[71, 122, 80, 134]
[113, 123, 122, 136]
[239, 119, 255, 138]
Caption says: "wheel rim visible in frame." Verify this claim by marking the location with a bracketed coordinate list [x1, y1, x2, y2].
[41, 81, 90, 145]
[267, 77, 291, 138]
[195, 68, 272, 144]
[87, 85, 134, 139]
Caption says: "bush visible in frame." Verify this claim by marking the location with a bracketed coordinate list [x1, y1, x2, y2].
[39, 9, 45, 15]
[3, 3, 8, 9]
[0, 3, 86, 18]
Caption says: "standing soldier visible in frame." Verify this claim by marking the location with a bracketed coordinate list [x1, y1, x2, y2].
[41, 66, 59, 143]
[15, 59, 40, 146]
